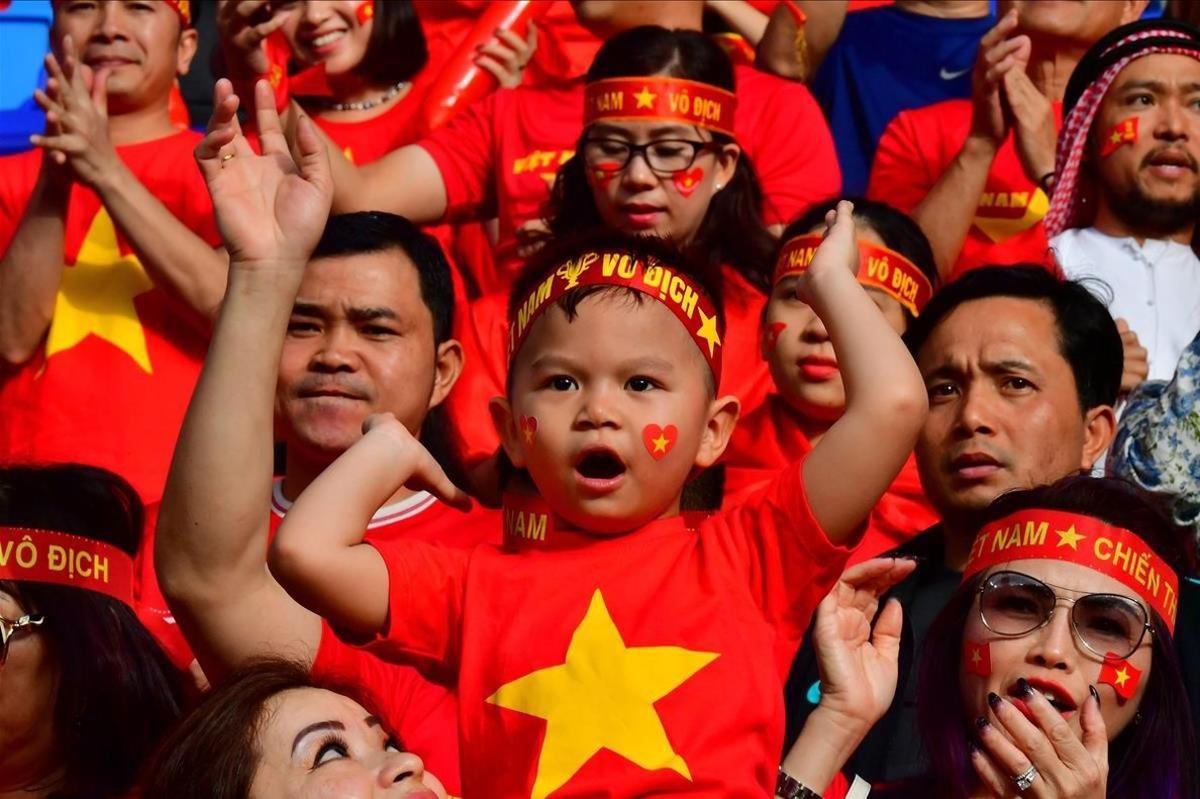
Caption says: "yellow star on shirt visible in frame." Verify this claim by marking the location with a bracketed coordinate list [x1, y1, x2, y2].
[1055, 525, 1086, 550]
[1114, 667, 1131, 687]
[652, 433, 670, 454]
[633, 85, 658, 109]
[695, 308, 721, 357]
[487, 589, 718, 799]
[46, 207, 154, 373]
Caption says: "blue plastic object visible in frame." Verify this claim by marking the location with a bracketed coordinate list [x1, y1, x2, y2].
[0, 0, 52, 155]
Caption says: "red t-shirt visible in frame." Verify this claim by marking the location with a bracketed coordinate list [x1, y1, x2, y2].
[722, 395, 938, 564]
[0, 131, 219, 503]
[357, 459, 850, 797]
[867, 99, 1063, 278]
[445, 266, 770, 467]
[418, 64, 840, 294]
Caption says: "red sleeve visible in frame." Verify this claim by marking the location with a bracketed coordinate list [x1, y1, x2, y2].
[361, 539, 471, 673]
[739, 72, 840, 224]
[866, 108, 938, 214]
[718, 457, 853, 645]
[416, 91, 501, 222]
[445, 292, 507, 467]
[312, 622, 463, 795]
[0, 152, 40, 255]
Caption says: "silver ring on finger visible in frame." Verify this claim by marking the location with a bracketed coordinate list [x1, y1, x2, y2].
[1012, 764, 1039, 792]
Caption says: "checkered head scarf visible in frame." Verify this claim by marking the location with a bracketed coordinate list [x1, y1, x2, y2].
[1044, 19, 1200, 239]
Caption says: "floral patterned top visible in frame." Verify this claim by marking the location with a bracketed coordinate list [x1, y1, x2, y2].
[1109, 329, 1200, 535]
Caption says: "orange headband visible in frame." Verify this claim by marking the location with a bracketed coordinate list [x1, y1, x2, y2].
[775, 235, 934, 316]
[962, 510, 1179, 633]
[584, 77, 737, 138]
[0, 527, 135, 607]
[508, 250, 723, 383]
[53, 0, 191, 24]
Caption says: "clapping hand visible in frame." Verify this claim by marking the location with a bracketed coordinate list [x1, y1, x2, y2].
[194, 79, 332, 268]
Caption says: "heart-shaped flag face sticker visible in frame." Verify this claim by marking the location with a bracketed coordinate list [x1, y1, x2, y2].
[591, 160, 622, 187]
[642, 424, 678, 460]
[672, 167, 704, 197]
[765, 322, 787, 351]
[519, 416, 538, 445]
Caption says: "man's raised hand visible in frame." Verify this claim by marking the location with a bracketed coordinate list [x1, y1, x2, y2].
[195, 79, 332, 268]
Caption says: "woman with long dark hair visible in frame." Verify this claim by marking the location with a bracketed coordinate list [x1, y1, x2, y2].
[779, 475, 1199, 799]
[142, 658, 447, 799]
[447, 25, 780, 478]
[0, 465, 185, 799]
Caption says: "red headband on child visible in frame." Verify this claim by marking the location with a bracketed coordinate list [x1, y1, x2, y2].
[507, 250, 724, 384]
[53, 0, 191, 24]
[0, 527, 135, 607]
[775, 235, 933, 316]
[962, 509, 1179, 633]
[583, 77, 737, 138]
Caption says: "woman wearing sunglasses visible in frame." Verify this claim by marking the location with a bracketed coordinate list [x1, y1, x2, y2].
[779, 475, 1198, 799]
[0, 465, 185, 799]
[447, 26, 779, 477]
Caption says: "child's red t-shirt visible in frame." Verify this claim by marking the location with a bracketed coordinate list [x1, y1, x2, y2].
[356, 459, 850, 797]
[445, 266, 770, 467]
[418, 64, 840, 294]
[0, 132, 220, 503]
[723, 395, 938, 564]
[867, 99, 1064, 278]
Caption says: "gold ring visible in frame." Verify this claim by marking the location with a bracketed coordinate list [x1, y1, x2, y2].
[221, 152, 236, 162]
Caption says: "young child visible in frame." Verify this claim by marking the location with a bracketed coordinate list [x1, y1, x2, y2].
[269, 203, 928, 798]
[723, 199, 942, 564]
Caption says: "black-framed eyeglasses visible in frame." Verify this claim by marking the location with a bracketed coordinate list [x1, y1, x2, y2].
[978, 570, 1153, 660]
[581, 137, 718, 175]
[0, 613, 44, 665]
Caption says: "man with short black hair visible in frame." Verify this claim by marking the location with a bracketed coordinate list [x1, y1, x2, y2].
[784, 264, 1123, 784]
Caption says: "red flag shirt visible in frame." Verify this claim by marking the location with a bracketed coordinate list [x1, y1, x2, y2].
[867, 99, 1063, 278]
[0, 131, 219, 503]
[356, 460, 850, 797]
[722, 395, 937, 564]
[418, 65, 840, 295]
[445, 265, 771, 467]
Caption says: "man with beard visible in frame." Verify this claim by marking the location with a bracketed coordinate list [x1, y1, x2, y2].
[1046, 19, 1200, 385]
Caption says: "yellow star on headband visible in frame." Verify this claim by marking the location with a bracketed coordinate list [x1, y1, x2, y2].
[696, 308, 721, 357]
[46, 207, 154, 373]
[634, 86, 657, 109]
[1055, 525, 1086, 550]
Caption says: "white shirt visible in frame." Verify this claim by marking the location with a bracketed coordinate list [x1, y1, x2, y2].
[1051, 227, 1200, 381]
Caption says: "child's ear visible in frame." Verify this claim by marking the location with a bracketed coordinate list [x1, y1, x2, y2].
[489, 396, 526, 468]
[694, 394, 740, 468]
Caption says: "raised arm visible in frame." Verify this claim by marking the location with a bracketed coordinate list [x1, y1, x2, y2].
[31, 44, 230, 326]
[155, 79, 331, 681]
[269, 414, 469, 637]
[798, 202, 928, 544]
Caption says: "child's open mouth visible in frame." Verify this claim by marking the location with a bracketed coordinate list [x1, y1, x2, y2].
[573, 447, 628, 494]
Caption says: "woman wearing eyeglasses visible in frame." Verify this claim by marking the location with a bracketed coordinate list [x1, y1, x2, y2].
[446, 26, 780, 481]
[778, 475, 1198, 799]
[0, 464, 185, 799]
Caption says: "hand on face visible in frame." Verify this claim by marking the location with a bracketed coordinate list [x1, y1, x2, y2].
[195, 79, 332, 267]
[30, 40, 120, 188]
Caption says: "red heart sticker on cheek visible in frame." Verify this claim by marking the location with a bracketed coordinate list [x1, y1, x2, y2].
[591, 160, 622, 187]
[519, 416, 538, 445]
[765, 322, 787, 351]
[672, 167, 704, 197]
[642, 424, 678, 460]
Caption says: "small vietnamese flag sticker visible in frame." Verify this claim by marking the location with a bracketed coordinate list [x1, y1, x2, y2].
[765, 322, 787, 351]
[356, 0, 375, 24]
[1099, 652, 1142, 702]
[1100, 117, 1138, 157]
[673, 167, 704, 197]
[964, 639, 991, 676]
[519, 416, 538, 445]
[642, 424, 677, 460]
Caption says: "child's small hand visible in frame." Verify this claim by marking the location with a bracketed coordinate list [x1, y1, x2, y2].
[794, 200, 859, 306]
[361, 413, 473, 512]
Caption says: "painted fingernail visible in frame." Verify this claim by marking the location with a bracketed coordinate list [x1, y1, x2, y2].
[987, 691, 1003, 709]
[975, 715, 990, 730]
[1089, 685, 1101, 707]
[1017, 678, 1033, 698]
[967, 738, 980, 754]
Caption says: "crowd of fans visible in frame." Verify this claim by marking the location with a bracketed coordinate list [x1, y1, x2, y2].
[0, 1, 1198, 797]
